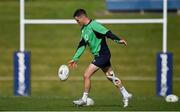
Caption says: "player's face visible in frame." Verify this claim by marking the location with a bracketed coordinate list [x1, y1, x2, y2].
[74, 16, 84, 26]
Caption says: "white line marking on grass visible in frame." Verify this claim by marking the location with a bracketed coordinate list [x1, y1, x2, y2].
[0, 76, 180, 81]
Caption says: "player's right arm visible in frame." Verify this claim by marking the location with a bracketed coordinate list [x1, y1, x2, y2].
[68, 38, 87, 69]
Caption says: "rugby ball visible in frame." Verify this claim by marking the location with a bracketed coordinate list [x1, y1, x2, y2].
[86, 97, 94, 106]
[165, 94, 179, 102]
[58, 65, 69, 80]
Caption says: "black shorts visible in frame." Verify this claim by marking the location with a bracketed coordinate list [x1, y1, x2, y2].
[92, 55, 111, 69]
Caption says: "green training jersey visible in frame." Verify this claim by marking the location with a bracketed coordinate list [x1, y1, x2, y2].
[72, 20, 121, 61]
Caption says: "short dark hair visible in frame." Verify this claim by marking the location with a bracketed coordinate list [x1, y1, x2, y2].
[73, 9, 87, 18]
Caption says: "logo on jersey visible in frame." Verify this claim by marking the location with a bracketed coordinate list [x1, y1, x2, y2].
[82, 30, 92, 42]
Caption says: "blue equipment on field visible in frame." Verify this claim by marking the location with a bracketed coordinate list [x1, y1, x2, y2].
[157, 52, 173, 96]
[14, 51, 30, 96]
[106, 0, 180, 11]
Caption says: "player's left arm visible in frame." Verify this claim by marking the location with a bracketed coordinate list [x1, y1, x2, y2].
[105, 31, 127, 46]
[92, 21, 127, 46]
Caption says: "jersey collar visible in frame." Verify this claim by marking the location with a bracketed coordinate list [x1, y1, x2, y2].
[85, 19, 92, 26]
[81, 19, 92, 30]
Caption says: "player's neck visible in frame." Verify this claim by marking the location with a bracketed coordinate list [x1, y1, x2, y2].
[84, 18, 91, 25]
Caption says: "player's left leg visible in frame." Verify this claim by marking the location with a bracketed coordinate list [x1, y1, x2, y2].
[73, 63, 99, 106]
[101, 66, 132, 107]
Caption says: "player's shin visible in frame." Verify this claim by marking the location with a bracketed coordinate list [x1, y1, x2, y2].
[83, 75, 91, 102]
[120, 86, 130, 98]
[105, 71, 132, 107]
[106, 71, 130, 98]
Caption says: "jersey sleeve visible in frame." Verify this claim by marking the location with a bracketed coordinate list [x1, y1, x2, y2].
[72, 38, 87, 61]
[92, 21, 109, 35]
[105, 31, 121, 44]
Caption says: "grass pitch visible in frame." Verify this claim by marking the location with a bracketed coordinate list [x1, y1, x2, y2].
[0, 95, 179, 111]
[0, 0, 180, 111]
[0, 80, 180, 111]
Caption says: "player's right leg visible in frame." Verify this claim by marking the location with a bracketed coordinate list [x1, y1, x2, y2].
[101, 66, 132, 108]
[73, 63, 99, 106]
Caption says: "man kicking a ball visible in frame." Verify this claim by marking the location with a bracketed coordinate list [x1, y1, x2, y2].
[68, 9, 132, 108]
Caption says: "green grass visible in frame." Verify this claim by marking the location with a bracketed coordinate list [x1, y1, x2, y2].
[0, 80, 180, 111]
[0, 0, 180, 111]
[0, 80, 180, 110]
[0, 95, 179, 111]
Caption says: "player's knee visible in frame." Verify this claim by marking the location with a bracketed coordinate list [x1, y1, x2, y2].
[105, 71, 121, 86]
[105, 71, 115, 80]
[83, 73, 91, 80]
[105, 71, 113, 77]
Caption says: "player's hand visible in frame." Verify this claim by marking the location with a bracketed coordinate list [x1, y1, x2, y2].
[119, 39, 127, 47]
[68, 60, 77, 69]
